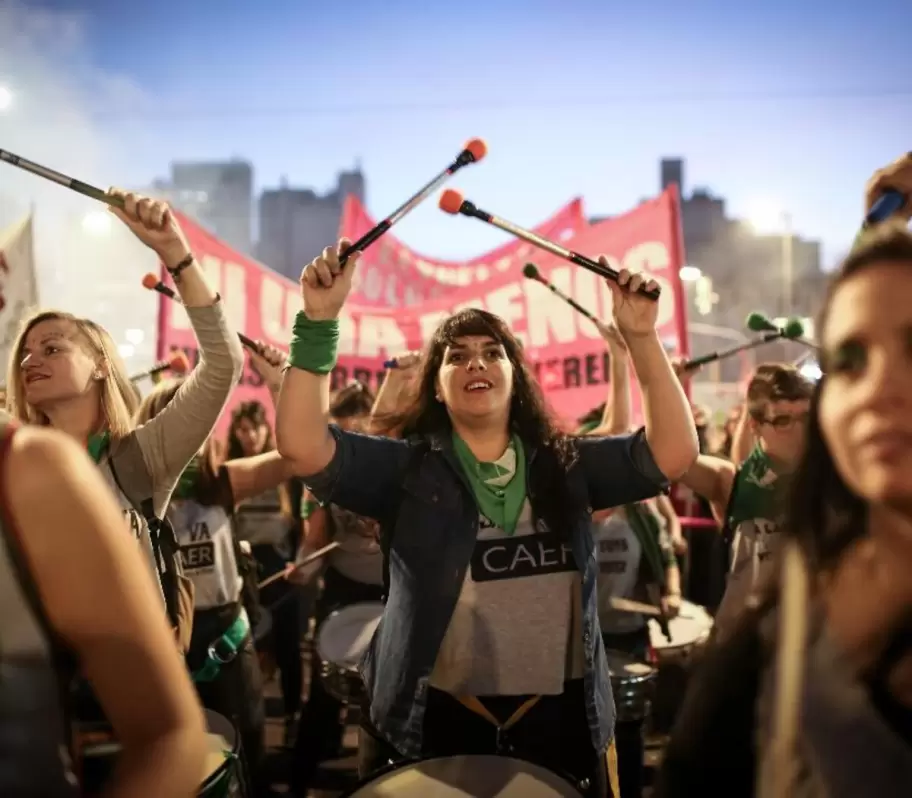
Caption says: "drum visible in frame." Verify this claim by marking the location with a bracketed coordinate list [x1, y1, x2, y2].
[604, 649, 657, 723]
[79, 710, 248, 797]
[647, 600, 714, 734]
[316, 601, 384, 703]
[341, 755, 585, 797]
[199, 709, 247, 797]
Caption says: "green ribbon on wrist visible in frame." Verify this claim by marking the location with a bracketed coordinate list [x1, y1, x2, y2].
[287, 311, 339, 375]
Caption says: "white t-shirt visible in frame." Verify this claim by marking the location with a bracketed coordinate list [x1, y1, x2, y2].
[430, 501, 585, 697]
[594, 508, 646, 635]
[169, 499, 242, 611]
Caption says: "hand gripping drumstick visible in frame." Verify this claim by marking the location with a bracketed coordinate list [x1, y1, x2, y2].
[522, 262, 599, 323]
[0, 149, 126, 208]
[141, 273, 259, 352]
[337, 138, 487, 267]
[129, 350, 191, 383]
[257, 542, 341, 589]
[439, 190, 661, 301]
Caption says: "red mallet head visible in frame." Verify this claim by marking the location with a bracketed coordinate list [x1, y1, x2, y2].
[141, 272, 159, 291]
[439, 189, 465, 215]
[168, 350, 190, 374]
[462, 138, 487, 163]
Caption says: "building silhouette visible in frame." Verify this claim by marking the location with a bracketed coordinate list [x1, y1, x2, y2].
[257, 167, 366, 281]
[150, 159, 254, 255]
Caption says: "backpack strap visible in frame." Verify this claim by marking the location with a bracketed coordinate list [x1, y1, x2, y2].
[105, 452, 182, 629]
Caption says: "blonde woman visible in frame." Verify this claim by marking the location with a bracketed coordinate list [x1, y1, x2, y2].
[6, 189, 244, 769]
[0, 414, 208, 797]
[7, 189, 244, 644]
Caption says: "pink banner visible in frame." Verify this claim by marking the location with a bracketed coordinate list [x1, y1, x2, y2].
[157, 186, 688, 432]
[339, 195, 588, 308]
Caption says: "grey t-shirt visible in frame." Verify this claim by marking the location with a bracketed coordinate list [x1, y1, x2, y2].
[430, 501, 585, 696]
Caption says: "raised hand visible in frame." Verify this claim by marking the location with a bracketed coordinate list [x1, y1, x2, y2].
[300, 238, 361, 321]
[107, 188, 191, 269]
[602, 259, 661, 337]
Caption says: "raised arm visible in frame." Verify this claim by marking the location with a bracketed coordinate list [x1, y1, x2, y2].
[7, 426, 207, 798]
[110, 190, 244, 510]
[587, 322, 631, 436]
[679, 455, 737, 522]
[276, 239, 411, 522]
[601, 260, 698, 480]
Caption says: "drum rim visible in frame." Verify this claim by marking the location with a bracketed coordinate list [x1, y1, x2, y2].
[199, 710, 239, 792]
[338, 753, 585, 797]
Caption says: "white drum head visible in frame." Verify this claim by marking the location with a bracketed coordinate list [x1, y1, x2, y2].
[648, 600, 713, 650]
[604, 650, 656, 680]
[347, 755, 583, 797]
[317, 602, 384, 667]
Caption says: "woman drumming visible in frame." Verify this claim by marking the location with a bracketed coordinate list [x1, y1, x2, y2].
[657, 154, 912, 797]
[5, 190, 243, 761]
[0, 416, 208, 796]
[227, 398, 305, 744]
[6, 189, 244, 645]
[276, 238, 698, 797]
[292, 381, 386, 796]
[136, 342, 290, 797]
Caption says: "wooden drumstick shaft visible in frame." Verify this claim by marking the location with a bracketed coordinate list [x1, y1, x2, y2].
[609, 596, 664, 616]
[256, 542, 340, 589]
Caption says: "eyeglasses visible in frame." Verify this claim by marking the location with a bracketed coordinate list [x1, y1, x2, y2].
[762, 412, 809, 430]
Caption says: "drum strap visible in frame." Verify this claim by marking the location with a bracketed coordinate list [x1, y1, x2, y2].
[457, 695, 622, 796]
[456, 695, 541, 749]
[192, 608, 250, 684]
[606, 738, 620, 797]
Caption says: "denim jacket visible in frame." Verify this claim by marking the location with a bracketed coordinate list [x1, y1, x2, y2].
[304, 425, 669, 757]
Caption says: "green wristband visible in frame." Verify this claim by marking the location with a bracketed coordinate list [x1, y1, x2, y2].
[287, 312, 339, 375]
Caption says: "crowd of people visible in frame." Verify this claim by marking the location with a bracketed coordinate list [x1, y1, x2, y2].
[0, 152, 910, 797]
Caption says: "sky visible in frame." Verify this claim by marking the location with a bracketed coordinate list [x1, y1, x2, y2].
[2, 0, 912, 275]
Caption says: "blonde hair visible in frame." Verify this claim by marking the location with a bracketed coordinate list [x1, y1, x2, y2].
[7, 309, 139, 440]
[135, 376, 183, 428]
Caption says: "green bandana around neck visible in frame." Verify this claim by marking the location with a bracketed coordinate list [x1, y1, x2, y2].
[173, 454, 203, 500]
[730, 444, 789, 526]
[86, 431, 111, 464]
[452, 432, 527, 536]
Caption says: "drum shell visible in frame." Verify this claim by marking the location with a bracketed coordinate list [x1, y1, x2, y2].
[647, 601, 713, 734]
[315, 602, 384, 706]
[604, 650, 658, 724]
[320, 659, 366, 705]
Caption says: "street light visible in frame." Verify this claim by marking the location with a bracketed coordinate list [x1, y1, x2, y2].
[0, 86, 13, 112]
[746, 200, 794, 318]
[679, 265, 702, 282]
[82, 210, 113, 236]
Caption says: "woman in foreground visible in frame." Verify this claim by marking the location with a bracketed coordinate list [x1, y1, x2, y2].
[658, 177, 912, 795]
[0, 417, 207, 796]
[276, 238, 697, 796]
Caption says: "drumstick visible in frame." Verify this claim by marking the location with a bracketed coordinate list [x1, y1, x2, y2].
[0, 148, 125, 208]
[439, 190, 661, 301]
[256, 542, 341, 589]
[141, 273, 259, 351]
[337, 138, 487, 267]
[608, 596, 664, 616]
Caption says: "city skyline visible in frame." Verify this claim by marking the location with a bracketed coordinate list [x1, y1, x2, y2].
[2, 1, 910, 272]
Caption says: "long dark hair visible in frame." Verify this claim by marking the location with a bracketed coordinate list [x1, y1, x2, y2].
[227, 401, 275, 460]
[388, 309, 578, 532]
[397, 309, 574, 459]
[784, 222, 912, 573]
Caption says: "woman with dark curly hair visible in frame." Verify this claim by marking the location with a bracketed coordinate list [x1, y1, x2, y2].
[275, 237, 697, 797]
